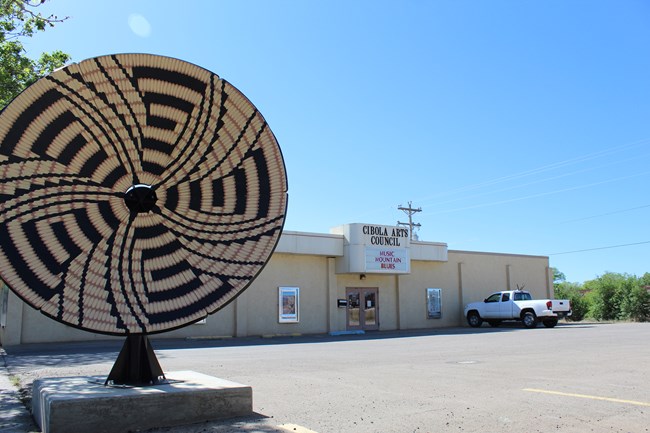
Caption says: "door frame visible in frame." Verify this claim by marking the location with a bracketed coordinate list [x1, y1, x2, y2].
[346, 287, 379, 331]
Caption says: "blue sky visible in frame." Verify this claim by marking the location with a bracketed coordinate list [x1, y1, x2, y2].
[22, 0, 650, 283]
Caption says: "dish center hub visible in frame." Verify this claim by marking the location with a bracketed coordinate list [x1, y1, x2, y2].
[124, 184, 157, 214]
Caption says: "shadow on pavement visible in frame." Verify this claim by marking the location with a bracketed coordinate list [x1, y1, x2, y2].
[145, 413, 292, 433]
[0, 379, 39, 432]
[3, 343, 120, 371]
[3, 321, 598, 365]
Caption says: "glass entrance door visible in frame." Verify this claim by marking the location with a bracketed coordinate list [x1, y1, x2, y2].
[346, 288, 379, 331]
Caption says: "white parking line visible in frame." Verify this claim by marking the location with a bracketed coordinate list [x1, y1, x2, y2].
[524, 388, 650, 407]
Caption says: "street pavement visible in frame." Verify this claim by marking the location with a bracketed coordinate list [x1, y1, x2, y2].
[1, 322, 649, 433]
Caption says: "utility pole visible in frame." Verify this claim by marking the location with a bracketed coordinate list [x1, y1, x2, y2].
[397, 201, 422, 240]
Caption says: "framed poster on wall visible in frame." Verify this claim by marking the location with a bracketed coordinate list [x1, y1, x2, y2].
[426, 288, 442, 319]
[279, 286, 300, 323]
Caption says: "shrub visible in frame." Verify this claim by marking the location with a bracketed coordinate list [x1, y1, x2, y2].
[554, 282, 588, 321]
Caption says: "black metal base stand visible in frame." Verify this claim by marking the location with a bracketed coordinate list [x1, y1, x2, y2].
[105, 334, 166, 386]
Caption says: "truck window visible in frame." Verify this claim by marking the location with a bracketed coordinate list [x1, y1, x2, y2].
[514, 292, 532, 301]
[501, 293, 510, 302]
[486, 294, 500, 303]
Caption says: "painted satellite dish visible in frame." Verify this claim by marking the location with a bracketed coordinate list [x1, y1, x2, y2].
[0, 54, 288, 336]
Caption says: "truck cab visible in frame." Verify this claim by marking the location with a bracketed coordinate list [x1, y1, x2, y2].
[482, 290, 533, 318]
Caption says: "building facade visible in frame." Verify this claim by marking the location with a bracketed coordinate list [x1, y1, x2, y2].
[0, 223, 553, 346]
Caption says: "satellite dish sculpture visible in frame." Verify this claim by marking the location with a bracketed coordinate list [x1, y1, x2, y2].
[0, 54, 288, 384]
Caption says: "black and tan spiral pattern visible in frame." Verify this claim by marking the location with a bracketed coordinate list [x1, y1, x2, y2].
[0, 54, 287, 335]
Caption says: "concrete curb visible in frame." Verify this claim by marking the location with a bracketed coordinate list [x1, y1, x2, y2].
[0, 348, 39, 433]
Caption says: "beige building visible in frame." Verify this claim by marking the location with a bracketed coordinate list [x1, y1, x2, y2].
[0, 223, 553, 346]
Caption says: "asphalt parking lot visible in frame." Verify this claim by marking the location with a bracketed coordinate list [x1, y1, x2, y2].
[2, 322, 650, 433]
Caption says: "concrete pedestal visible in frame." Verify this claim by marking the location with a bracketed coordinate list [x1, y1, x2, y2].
[32, 371, 252, 433]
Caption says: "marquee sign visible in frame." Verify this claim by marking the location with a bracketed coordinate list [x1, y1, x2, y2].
[365, 246, 409, 272]
[332, 223, 411, 274]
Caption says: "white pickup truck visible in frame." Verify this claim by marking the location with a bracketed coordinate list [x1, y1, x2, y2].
[464, 290, 572, 328]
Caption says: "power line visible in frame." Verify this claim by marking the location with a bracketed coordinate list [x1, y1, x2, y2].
[349, 138, 650, 225]
[424, 152, 650, 210]
[556, 204, 650, 224]
[414, 137, 650, 205]
[423, 170, 650, 216]
[548, 240, 650, 256]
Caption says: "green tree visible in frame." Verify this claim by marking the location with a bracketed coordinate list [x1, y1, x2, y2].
[640, 272, 650, 287]
[585, 272, 626, 321]
[1, 0, 70, 108]
[552, 268, 591, 321]
[585, 272, 650, 322]
[554, 281, 589, 321]
[621, 284, 650, 322]
[619, 275, 650, 322]
[551, 267, 566, 286]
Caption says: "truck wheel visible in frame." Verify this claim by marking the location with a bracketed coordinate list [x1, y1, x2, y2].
[522, 311, 537, 329]
[542, 318, 558, 328]
[487, 320, 501, 327]
[467, 311, 483, 328]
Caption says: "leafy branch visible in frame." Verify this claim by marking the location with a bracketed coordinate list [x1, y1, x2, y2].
[0, 0, 70, 108]
[1, 0, 68, 41]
